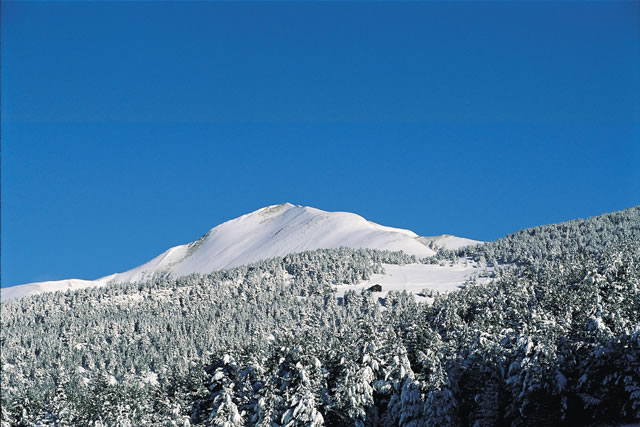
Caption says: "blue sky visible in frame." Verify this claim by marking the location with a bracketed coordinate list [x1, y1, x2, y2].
[2, 1, 639, 287]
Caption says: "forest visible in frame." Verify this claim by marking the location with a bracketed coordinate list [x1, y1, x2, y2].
[1, 207, 639, 426]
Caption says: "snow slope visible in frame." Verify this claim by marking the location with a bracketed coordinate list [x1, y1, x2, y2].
[418, 234, 483, 251]
[0, 278, 108, 301]
[335, 261, 492, 304]
[2, 203, 480, 301]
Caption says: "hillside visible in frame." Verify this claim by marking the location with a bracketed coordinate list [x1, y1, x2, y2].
[1, 206, 638, 426]
[2, 203, 480, 301]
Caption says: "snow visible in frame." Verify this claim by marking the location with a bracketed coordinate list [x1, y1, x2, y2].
[108, 375, 118, 386]
[2, 203, 479, 301]
[0, 277, 115, 301]
[137, 203, 437, 280]
[141, 371, 159, 386]
[335, 261, 491, 303]
[417, 234, 483, 251]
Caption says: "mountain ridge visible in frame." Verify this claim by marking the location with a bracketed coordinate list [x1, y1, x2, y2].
[1, 203, 481, 301]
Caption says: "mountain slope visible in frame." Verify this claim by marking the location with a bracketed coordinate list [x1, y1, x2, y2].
[2, 203, 480, 301]
[418, 234, 482, 251]
[121, 203, 438, 280]
[2, 207, 638, 426]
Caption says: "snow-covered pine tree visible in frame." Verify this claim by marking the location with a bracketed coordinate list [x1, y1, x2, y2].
[276, 346, 325, 427]
[206, 354, 245, 427]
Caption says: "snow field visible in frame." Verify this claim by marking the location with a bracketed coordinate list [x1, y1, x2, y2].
[335, 261, 491, 304]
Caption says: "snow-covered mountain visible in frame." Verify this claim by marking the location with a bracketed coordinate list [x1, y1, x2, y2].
[418, 234, 483, 251]
[1, 203, 481, 301]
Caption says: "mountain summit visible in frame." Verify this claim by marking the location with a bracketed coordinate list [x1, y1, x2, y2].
[2, 203, 480, 300]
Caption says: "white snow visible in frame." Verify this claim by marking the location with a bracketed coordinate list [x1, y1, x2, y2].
[0, 277, 115, 301]
[335, 261, 491, 303]
[417, 234, 482, 251]
[2, 203, 479, 301]
[141, 371, 159, 386]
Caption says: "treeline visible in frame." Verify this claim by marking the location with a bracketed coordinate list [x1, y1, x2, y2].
[1, 207, 639, 426]
[449, 206, 640, 267]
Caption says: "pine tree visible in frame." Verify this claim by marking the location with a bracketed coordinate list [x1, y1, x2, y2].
[205, 354, 245, 426]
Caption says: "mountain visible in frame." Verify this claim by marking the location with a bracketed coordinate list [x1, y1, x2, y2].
[418, 234, 482, 251]
[1, 203, 481, 301]
[2, 207, 638, 426]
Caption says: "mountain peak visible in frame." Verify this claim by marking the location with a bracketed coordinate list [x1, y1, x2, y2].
[2, 204, 481, 301]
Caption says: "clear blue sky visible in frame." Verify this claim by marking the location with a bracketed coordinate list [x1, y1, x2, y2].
[2, 1, 639, 288]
